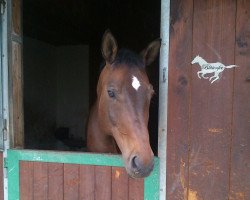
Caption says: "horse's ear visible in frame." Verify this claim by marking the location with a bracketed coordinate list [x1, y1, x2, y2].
[102, 30, 118, 64]
[141, 39, 161, 66]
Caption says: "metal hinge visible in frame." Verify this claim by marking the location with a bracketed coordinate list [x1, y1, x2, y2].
[4, 157, 8, 179]
[3, 118, 7, 141]
[0, 0, 6, 15]
[4, 157, 7, 168]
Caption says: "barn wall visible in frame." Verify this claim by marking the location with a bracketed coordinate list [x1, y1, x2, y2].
[230, 1, 250, 199]
[19, 161, 144, 200]
[23, 37, 89, 149]
[56, 45, 89, 140]
[23, 37, 57, 149]
[167, 0, 250, 199]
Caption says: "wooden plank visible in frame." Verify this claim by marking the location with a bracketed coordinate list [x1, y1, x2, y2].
[11, 41, 24, 148]
[230, 1, 250, 199]
[95, 166, 112, 200]
[111, 167, 128, 200]
[10, 0, 24, 148]
[48, 163, 63, 200]
[189, 0, 236, 199]
[64, 164, 80, 200]
[33, 162, 48, 200]
[167, 0, 193, 199]
[128, 177, 144, 200]
[79, 165, 95, 200]
[12, 0, 21, 36]
[20, 161, 34, 200]
[0, 152, 3, 200]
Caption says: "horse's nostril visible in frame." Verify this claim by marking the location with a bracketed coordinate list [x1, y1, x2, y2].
[131, 156, 139, 170]
[128, 155, 154, 178]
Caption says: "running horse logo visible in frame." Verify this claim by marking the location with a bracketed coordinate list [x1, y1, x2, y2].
[191, 55, 237, 84]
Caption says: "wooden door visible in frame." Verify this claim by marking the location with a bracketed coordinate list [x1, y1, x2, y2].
[7, 150, 159, 200]
[167, 0, 250, 199]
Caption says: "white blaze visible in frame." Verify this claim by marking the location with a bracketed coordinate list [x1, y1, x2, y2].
[132, 76, 141, 90]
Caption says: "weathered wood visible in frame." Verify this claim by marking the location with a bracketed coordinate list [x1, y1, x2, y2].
[95, 166, 112, 200]
[20, 161, 34, 200]
[10, 0, 24, 148]
[112, 167, 128, 200]
[48, 163, 63, 200]
[12, 151, 156, 199]
[0, 152, 3, 200]
[64, 164, 80, 200]
[79, 165, 95, 200]
[128, 177, 144, 200]
[12, 0, 21, 36]
[33, 162, 48, 200]
[230, 1, 250, 199]
[167, 0, 193, 199]
[11, 41, 24, 148]
[189, 0, 236, 199]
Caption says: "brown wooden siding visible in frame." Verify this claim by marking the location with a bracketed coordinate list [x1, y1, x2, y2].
[0, 152, 3, 200]
[20, 161, 144, 200]
[168, 0, 250, 199]
[230, 1, 250, 199]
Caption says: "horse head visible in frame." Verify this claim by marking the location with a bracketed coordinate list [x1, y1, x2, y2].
[191, 55, 201, 64]
[87, 30, 160, 178]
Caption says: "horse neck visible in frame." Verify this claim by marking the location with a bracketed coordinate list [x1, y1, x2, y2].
[87, 102, 118, 153]
[197, 57, 207, 65]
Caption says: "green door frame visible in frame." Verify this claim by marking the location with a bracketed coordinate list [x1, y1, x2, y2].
[7, 149, 159, 200]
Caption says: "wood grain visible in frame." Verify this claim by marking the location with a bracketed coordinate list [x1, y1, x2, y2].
[64, 164, 80, 200]
[20, 161, 34, 200]
[79, 165, 95, 200]
[112, 167, 128, 200]
[33, 162, 48, 200]
[11, 41, 24, 148]
[95, 166, 112, 200]
[189, 0, 236, 199]
[17, 161, 147, 199]
[230, 1, 250, 199]
[167, 0, 193, 199]
[128, 177, 144, 200]
[48, 163, 63, 200]
[12, 0, 21, 35]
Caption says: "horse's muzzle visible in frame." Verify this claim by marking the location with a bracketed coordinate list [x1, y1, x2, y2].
[127, 155, 154, 178]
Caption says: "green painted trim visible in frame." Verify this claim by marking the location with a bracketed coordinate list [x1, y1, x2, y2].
[7, 150, 20, 200]
[145, 158, 160, 200]
[8, 149, 124, 166]
[7, 149, 159, 200]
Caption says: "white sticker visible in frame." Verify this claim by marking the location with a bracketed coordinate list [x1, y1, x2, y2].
[132, 76, 141, 90]
[191, 55, 237, 84]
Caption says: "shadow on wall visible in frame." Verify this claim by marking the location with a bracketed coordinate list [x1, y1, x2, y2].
[24, 37, 89, 151]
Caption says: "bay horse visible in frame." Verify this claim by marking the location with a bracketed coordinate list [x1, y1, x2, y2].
[87, 30, 160, 178]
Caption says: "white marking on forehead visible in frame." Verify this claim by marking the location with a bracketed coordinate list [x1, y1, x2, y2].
[132, 75, 141, 91]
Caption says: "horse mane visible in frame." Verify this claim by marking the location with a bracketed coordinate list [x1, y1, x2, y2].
[113, 49, 144, 68]
[99, 49, 144, 72]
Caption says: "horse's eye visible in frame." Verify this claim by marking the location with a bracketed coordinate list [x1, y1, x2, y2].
[107, 90, 116, 98]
